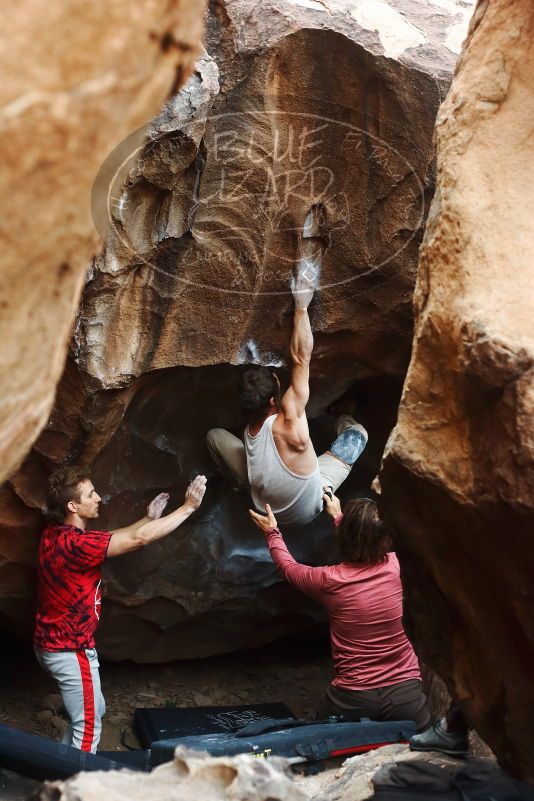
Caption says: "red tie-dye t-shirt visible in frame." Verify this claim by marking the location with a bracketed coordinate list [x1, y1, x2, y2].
[34, 524, 112, 652]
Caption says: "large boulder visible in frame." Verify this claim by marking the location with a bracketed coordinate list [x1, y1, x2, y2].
[0, 0, 207, 486]
[380, 0, 534, 783]
[2, 0, 473, 659]
[79, 0, 470, 386]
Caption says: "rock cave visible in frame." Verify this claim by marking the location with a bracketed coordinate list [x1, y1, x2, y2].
[0, 0, 533, 796]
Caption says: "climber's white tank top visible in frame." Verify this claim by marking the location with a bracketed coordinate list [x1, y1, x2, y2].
[245, 415, 323, 526]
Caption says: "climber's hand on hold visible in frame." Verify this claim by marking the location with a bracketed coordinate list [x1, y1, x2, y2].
[147, 492, 170, 520]
[291, 259, 318, 310]
[249, 503, 277, 534]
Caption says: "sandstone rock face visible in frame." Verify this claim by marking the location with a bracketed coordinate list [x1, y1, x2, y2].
[2, 0, 473, 659]
[380, 0, 534, 783]
[0, 0, 207, 486]
[81, 0, 469, 388]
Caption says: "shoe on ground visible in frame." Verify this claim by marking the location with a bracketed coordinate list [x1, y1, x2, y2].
[409, 719, 469, 757]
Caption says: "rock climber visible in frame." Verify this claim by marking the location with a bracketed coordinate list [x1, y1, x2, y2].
[249, 494, 431, 730]
[207, 207, 368, 526]
[33, 466, 206, 753]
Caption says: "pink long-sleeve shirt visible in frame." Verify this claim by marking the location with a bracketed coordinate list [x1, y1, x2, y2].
[265, 527, 421, 691]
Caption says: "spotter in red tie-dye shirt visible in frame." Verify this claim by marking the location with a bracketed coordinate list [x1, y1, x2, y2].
[34, 524, 112, 651]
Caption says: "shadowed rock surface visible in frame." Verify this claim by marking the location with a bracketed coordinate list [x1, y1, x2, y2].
[1, 0, 473, 660]
[0, 0, 207, 486]
[380, 0, 534, 783]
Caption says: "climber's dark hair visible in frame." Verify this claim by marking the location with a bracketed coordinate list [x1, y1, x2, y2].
[337, 498, 391, 565]
[45, 466, 91, 524]
[238, 367, 281, 421]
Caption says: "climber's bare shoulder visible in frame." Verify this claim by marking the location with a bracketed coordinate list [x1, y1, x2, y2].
[272, 410, 317, 475]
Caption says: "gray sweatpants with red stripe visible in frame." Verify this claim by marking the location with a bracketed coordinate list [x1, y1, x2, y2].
[35, 647, 105, 753]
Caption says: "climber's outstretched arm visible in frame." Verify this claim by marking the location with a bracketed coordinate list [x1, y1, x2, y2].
[280, 308, 313, 422]
[279, 262, 316, 423]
